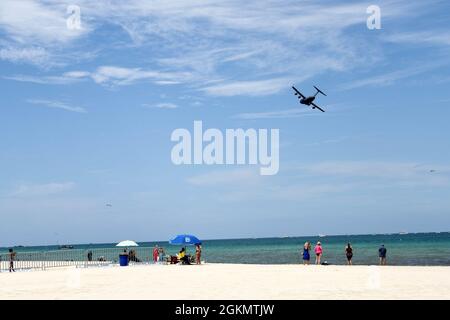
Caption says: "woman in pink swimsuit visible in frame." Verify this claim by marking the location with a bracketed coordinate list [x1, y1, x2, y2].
[314, 241, 323, 265]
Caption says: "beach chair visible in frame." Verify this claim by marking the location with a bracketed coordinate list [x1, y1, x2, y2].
[169, 255, 179, 264]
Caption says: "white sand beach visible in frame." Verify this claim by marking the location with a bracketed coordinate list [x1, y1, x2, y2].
[1, 263, 449, 300]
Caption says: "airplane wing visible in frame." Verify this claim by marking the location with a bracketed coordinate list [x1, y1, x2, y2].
[291, 86, 305, 99]
[311, 102, 325, 112]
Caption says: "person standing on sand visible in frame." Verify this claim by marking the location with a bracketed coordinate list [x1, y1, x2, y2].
[302, 242, 311, 265]
[153, 245, 159, 263]
[9, 248, 16, 272]
[379, 244, 387, 265]
[345, 243, 353, 265]
[195, 244, 202, 265]
[159, 247, 165, 264]
[314, 241, 323, 265]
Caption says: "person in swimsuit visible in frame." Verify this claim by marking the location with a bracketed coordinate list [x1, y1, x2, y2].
[314, 241, 323, 265]
[195, 244, 202, 265]
[379, 244, 387, 265]
[302, 242, 311, 265]
[159, 247, 165, 264]
[345, 243, 353, 265]
[153, 245, 159, 263]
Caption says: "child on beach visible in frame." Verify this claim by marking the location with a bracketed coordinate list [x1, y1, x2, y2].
[314, 242, 323, 265]
[302, 242, 311, 265]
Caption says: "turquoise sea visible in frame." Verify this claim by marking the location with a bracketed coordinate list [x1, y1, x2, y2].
[1, 232, 449, 266]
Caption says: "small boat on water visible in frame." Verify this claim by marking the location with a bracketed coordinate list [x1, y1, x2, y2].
[58, 245, 74, 250]
[318, 234, 326, 238]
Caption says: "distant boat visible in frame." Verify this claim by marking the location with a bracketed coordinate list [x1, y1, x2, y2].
[58, 245, 74, 250]
[399, 231, 409, 235]
[318, 234, 326, 238]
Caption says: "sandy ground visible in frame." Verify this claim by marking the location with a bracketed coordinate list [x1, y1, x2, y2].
[0, 263, 449, 299]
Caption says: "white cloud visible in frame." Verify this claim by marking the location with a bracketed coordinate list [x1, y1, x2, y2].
[295, 161, 450, 187]
[0, 47, 49, 65]
[303, 136, 349, 147]
[202, 78, 291, 96]
[300, 161, 417, 177]
[340, 62, 447, 90]
[153, 80, 182, 85]
[0, 1, 93, 67]
[27, 99, 87, 113]
[185, 161, 450, 203]
[93, 0, 407, 38]
[2, 1, 421, 89]
[4, 74, 82, 85]
[143, 103, 178, 109]
[0, 0, 87, 44]
[62, 71, 90, 78]
[9, 182, 75, 197]
[385, 31, 450, 47]
[186, 167, 357, 202]
[89, 66, 191, 86]
[270, 183, 355, 201]
[233, 108, 315, 120]
[5, 66, 191, 87]
[0, 0, 438, 96]
[91, 0, 419, 95]
[187, 168, 261, 186]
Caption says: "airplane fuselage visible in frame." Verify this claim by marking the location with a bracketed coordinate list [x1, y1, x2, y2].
[300, 96, 315, 105]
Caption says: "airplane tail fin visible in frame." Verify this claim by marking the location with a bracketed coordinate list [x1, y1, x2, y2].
[313, 85, 327, 96]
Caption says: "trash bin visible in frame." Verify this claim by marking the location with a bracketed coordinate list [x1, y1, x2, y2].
[119, 253, 129, 266]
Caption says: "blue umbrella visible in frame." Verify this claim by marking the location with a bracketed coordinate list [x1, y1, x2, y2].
[169, 234, 201, 246]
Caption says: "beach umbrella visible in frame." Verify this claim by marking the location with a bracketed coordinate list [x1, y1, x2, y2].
[169, 234, 201, 246]
[116, 240, 139, 247]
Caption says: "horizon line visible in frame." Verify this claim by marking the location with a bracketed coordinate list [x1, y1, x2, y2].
[2, 230, 449, 249]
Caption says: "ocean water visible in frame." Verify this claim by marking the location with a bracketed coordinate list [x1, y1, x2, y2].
[1, 232, 449, 266]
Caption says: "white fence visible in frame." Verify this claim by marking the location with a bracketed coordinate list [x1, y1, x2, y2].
[0, 247, 166, 272]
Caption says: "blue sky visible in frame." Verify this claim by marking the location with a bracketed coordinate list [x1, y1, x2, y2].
[1, 0, 450, 246]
